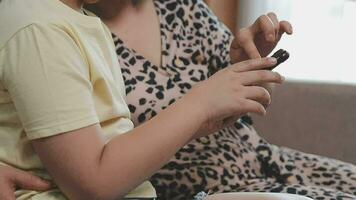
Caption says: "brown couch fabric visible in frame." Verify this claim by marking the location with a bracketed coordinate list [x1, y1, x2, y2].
[252, 81, 356, 164]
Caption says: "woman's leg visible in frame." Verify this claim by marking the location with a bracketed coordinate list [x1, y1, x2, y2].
[255, 143, 356, 195]
[205, 192, 313, 200]
[234, 178, 356, 200]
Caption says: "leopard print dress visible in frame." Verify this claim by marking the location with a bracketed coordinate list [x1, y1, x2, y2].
[112, 0, 356, 199]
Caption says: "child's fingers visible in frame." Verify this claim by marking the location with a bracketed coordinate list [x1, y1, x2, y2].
[0, 186, 15, 200]
[242, 86, 271, 106]
[230, 57, 277, 73]
[222, 116, 240, 127]
[239, 39, 261, 59]
[12, 168, 50, 191]
[235, 99, 266, 116]
[238, 70, 284, 86]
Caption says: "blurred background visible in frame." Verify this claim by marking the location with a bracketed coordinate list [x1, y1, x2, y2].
[205, 0, 356, 164]
[206, 0, 356, 84]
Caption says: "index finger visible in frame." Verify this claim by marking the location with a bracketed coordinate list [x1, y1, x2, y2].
[240, 33, 261, 59]
[251, 15, 276, 42]
[232, 29, 261, 60]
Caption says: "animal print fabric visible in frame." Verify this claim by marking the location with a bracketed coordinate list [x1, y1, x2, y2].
[112, 0, 356, 199]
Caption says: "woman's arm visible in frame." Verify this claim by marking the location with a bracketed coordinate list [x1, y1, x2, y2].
[32, 58, 283, 200]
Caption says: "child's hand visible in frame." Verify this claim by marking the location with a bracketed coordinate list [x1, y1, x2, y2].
[187, 57, 284, 137]
[0, 165, 50, 200]
[230, 12, 293, 63]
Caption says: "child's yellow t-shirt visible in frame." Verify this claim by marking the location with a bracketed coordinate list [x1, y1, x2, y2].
[0, 0, 156, 199]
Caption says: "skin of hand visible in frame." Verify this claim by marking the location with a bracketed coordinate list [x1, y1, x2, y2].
[230, 12, 293, 62]
[230, 13, 293, 96]
[0, 165, 50, 200]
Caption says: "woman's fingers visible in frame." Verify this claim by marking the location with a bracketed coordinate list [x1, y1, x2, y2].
[279, 20, 293, 35]
[252, 14, 276, 42]
[276, 20, 293, 42]
[232, 13, 292, 61]
[267, 12, 279, 38]
[233, 28, 261, 59]
[251, 13, 292, 43]
[11, 168, 50, 191]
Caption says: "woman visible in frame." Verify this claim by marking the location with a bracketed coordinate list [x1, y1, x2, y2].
[0, 0, 298, 200]
[2, 0, 356, 200]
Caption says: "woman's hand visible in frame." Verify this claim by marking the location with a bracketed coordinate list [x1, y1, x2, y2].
[228, 13, 292, 100]
[230, 12, 293, 63]
[187, 57, 284, 138]
[0, 165, 50, 200]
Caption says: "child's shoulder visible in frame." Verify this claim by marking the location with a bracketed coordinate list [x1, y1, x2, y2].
[0, 0, 99, 50]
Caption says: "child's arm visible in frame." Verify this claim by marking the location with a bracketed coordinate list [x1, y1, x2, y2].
[32, 94, 204, 200]
[32, 57, 282, 200]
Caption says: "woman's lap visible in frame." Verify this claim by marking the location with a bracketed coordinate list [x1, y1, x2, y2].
[204, 192, 313, 200]
[256, 143, 356, 195]
[234, 179, 356, 200]
[151, 123, 356, 200]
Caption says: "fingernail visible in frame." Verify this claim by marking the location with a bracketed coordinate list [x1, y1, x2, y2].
[263, 109, 267, 116]
[268, 57, 277, 63]
[38, 179, 50, 185]
[267, 99, 272, 106]
[281, 75, 286, 82]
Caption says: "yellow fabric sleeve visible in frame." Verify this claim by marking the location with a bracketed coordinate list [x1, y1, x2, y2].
[2, 23, 99, 140]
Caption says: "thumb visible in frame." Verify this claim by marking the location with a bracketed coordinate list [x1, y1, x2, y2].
[11, 169, 50, 191]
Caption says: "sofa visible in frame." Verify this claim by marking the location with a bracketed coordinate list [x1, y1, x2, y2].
[251, 80, 356, 165]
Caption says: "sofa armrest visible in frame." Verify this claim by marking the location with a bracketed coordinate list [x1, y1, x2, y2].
[252, 80, 356, 164]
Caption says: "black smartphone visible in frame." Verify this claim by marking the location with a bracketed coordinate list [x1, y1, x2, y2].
[265, 49, 290, 71]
